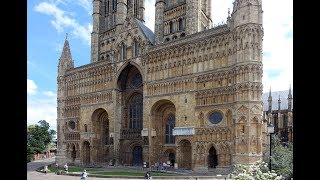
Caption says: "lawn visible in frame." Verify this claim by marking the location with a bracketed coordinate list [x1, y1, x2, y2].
[89, 171, 176, 176]
[46, 165, 176, 176]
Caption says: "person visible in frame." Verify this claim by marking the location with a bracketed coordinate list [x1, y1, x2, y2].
[80, 169, 88, 179]
[64, 163, 68, 173]
[44, 165, 48, 175]
[144, 171, 152, 180]
[55, 163, 59, 174]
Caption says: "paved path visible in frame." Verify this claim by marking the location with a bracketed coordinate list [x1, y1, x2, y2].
[27, 157, 229, 180]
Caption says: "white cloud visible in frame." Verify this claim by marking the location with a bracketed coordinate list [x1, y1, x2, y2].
[28, 92, 57, 131]
[43, 91, 56, 97]
[27, 79, 57, 131]
[27, 79, 37, 95]
[34, 2, 92, 45]
[262, 0, 293, 92]
[211, 0, 233, 26]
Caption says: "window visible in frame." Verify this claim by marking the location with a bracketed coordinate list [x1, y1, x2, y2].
[84, 124, 88, 132]
[134, 0, 138, 17]
[129, 94, 143, 129]
[68, 121, 76, 130]
[283, 114, 287, 128]
[133, 40, 139, 57]
[169, 21, 173, 33]
[131, 73, 142, 88]
[209, 111, 223, 125]
[165, 113, 175, 144]
[106, 0, 109, 14]
[178, 18, 183, 31]
[112, 0, 117, 11]
[122, 43, 127, 60]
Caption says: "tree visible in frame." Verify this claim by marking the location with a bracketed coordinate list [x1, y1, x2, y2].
[270, 134, 293, 179]
[230, 160, 284, 180]
[27, 120, 56, 162]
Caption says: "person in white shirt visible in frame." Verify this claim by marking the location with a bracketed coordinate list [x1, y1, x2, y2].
[80, 169, 88, 179]
[64, 163, 68, 173]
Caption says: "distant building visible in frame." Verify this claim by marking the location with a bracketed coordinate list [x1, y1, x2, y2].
[262, 86, 293, 143]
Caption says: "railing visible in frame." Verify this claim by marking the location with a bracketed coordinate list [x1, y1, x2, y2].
[120, 128, 142, 140]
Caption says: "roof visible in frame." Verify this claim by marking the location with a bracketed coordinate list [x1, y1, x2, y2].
[262, 90, 293, 111]
[135, 18, 155, 45]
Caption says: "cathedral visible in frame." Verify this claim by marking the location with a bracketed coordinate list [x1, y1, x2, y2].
[56, 0, 265, 172]
[262, 87, 293, 143]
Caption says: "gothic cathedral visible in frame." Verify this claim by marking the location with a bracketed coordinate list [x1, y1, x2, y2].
[56, 0, 265, 172]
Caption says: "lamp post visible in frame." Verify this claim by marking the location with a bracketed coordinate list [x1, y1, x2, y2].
[267, 123, 274, 171]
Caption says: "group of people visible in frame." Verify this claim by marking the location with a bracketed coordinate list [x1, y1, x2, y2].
[52, 162, 87, 179]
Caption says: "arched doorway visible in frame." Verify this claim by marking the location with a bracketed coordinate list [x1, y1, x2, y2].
[117, 64, 144, 166]
[71, 145, 76, 162]
[169, 153, 175, 166]
[132, 146, 143, 166]
[91, 108, 110, 163]
[179, 140, 192, 169]
[82, 141, 90, 165]
[208, 146, 218, 168]
[150, 100, 176, 165]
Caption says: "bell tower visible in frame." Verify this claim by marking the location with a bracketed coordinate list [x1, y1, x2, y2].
[154, 0, 212, 44]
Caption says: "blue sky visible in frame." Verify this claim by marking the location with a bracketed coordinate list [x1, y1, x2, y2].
[27, 0, 293, 131]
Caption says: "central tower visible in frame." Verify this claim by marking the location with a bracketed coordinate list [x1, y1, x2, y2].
[154, 0, 212, 44]
[91, 0, 146, 63]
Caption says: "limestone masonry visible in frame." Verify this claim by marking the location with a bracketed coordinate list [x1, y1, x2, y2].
[56, 0, 265, 172]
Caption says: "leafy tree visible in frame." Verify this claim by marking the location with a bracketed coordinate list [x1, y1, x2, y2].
[263, 134, 293, 179]
[230, 160, 283, 180]
[27, 120, 56, 162]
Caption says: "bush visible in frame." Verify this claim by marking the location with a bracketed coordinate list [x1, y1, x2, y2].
[230, 160, 284, 180]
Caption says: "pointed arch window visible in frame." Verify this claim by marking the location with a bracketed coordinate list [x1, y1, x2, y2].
[129, 94, 143, 129]
[112, 0, 117, 11]
[165, 113, 175, 144]
[134, 0, 138, 17]
[133, 40, 139, 57]
[178, 18, 183, 31]
[169, 21, 173, 33]
[121, 43, 127, 60]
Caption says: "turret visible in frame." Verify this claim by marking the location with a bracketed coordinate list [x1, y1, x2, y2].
[287, 85, 293, 111]
[127, 0, 145, 22]
[154, 0, 165, 45]
[267, 87, 272, 113]
[91, 0, 102, 63]
[155, 0, 212, 44]
[230, 0, 263, 29]
[58, 33, 74, 77]
[116, 0, 127, 27]
[278, 95, 281, 112]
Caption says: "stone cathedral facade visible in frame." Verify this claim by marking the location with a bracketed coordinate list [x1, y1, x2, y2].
[56, 0, 265, 172]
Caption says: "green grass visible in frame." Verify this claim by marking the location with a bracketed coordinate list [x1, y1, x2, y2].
[89, 171, 176, 176]
[45, 164, 176, 176]
[47, 165, 99, 173]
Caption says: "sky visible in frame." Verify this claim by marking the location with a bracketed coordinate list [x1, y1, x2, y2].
[27, 0, 293, 132]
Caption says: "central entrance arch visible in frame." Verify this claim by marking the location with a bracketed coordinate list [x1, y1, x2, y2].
[208, 146, 218, 168]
